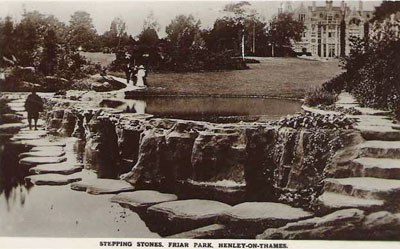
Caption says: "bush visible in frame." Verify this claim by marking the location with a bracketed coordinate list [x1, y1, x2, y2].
[304, 87, 338, 107]
[322, 72, 347, 94]
[0, 67, 46, 92]
[273, 112, 355, 129]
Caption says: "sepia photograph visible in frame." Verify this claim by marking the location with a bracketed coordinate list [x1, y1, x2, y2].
[0, 0, 400, 248]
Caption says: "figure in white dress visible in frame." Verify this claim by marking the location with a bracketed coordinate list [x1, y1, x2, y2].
[136, 65, 146, 88]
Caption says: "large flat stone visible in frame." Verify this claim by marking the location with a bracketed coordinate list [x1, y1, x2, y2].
[18, 129, 48, 137]
[19, 156, 67, 166]
[30, 162, 83, 175]
[257, 208, 365, 240]
[145, 199, 231, 236]
[352, 157, 400, 179]
[355, 125, 400, 141]
[13, 139, 66, 147]
[324, 177, 400, 200]
[178, 180, 246, 205]
[20, 150, 66, 158]
[29, 146, 65, 153]
[167, 224, 231, 239]
[70, 179, 135, 194]
[25, 173, 82, 185]
[0, 123, 27, 134]
[317, 191, 384, 212]
[360, 141, 400, 159]
[218, 202, 313, 230]
[110, 190, 178, 212]
[11, 134, 43, 141]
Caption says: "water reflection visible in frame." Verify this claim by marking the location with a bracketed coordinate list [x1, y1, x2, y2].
[118, 97, 302, 122]
[0, 138, 33, 209]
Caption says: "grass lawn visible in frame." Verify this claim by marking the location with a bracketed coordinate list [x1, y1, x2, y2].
[83, 53, 343, 99]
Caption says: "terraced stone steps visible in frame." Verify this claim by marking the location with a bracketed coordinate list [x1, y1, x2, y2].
[324, 177, 400, 200]
[351, 157, 400, 179]
[359, 141, 400, 159]
[355, 125, 400, 141]
[317, 192, 384, 211]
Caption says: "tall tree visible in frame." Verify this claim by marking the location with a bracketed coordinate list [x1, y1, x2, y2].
[165, 14, 201, 50]
[68, 11, 97, 50]
[39, 29, 58, 75]
[0, 16, 15, 65]
[102, 17, 128, 50]
[268, 13, 304, 56]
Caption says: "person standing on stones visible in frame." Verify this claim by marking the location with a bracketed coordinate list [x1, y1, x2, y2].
[136, 65, 146, 87]
[131, 65, 138, 85]
[24, 91, 44, 130]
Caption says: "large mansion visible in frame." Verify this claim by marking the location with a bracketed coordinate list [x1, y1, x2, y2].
[281, 1, 374, 58]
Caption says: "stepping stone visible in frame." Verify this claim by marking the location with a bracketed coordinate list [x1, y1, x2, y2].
[360, 141, 400, 159]
[318, 191, 384, 211]
[20, 150, 66, 158]
[11, 134, 43, 141]
[70, 179, 135, 194]
[355, 107, 391, 116]
[146, 199, 231, 236]
[14, 139, 66, 147]
[30, 162, 83, 175]
[19, 156, 67, 166]
[355, 125, 400, 141]
[0, 123, 27, 134]
[8, 102, 25, 108]
[167, 224, 230, 239]
[256, 208, 366, 240]
[218, 202, 313, 230]
[179, 180, 246, 205]
[30, 146, 64, 153]
[110, 190, 178, 212]
[18, 130, 48, 137]
[9, 106, 25, 112]
[352, 157, 400, 179]
[324, 177, 400, 200]
[25, 173, 82, 185]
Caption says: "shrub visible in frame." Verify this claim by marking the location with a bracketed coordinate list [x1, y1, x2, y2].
[273, 112, 355, 129]
[304, 87, 338, 107]
[322, 72, 347, 94]
[0, 67, 46, 92]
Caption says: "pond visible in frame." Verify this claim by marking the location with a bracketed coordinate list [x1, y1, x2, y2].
[104, 96, 302, 123]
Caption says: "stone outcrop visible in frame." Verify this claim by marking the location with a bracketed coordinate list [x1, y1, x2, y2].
[44, 101, 353, 208]
[257, 208, 400, 240]
[145, 199, 231, 236]
[70, 178, 135, 194]
[110, 190, 178, 213]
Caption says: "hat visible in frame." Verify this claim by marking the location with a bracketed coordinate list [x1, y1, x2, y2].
[138, 65, 145, 69]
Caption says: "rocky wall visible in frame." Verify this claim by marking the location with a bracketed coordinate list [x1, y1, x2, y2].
[45, 101, 354, 208]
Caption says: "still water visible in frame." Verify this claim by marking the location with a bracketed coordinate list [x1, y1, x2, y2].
[109, 96, 302, 122]
[0, 138, 159, 238]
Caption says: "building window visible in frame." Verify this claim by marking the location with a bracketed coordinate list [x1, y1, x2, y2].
[327, 15, 333, 23]
[299, 14, 305, 22]
[311, 32, 316, 37]
[328, 32, 335, 38]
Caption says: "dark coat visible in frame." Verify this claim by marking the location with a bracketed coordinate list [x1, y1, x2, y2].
[25, 93, 44, 113]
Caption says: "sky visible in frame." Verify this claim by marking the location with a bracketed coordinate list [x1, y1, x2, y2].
[0, 1, 382, 38]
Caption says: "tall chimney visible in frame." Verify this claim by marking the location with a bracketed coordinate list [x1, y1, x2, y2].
[312, 1, 316, 11]
[359, 0, 363, 11]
